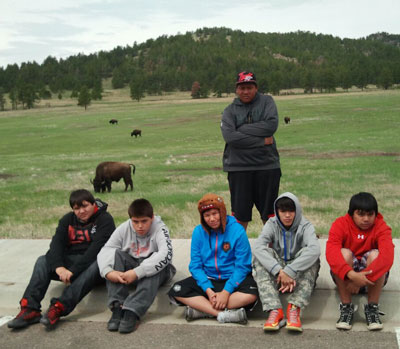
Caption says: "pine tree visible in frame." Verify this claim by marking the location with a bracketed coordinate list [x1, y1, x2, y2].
[130, 79, 145, 102]
[0, 88, 5, 111]
[77, 86, 91, 110]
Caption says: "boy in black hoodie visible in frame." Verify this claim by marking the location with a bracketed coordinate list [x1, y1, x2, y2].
[8, 189, 115, 330]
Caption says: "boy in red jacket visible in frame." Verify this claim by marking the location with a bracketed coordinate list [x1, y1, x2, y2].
[326, 192, 394, 331]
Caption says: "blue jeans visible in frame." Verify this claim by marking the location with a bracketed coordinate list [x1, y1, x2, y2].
[22, 255, 103, 315]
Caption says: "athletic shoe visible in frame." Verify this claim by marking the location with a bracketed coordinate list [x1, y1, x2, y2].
[119, 310, 139, 334]
[7, 299, 41, 329]
[107, 302, 123, 332]
[364, 303, 384, 331]
[263, 308, 285, 331]
[40, 301, 65, 329]
[217, 308, 247, 324]
[184, 306, 213, 322]
[336, 303, 357, 330]
[286, 304, 302, 332]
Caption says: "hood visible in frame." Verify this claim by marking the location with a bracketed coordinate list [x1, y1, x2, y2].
[273, 192, 302, 232]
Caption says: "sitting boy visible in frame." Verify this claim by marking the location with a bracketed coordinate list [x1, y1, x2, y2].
[168, 193, 258, 324]
[97, 198, 176, 334]
[8, 189, 115, 330]
[252, 192, 320, 332]
[326, 192, 394, 331]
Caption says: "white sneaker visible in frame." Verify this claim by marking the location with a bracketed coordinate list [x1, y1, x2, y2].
[217, 308, 247, 324]
[184, 306, 213, 321]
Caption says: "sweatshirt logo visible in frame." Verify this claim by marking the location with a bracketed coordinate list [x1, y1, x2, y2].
[222, 242, 231, 252]
[357, 234, 365, 240]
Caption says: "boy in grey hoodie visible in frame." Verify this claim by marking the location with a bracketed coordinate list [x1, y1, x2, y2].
[97, 198, 176, 334]
[252, 192, 320, 332]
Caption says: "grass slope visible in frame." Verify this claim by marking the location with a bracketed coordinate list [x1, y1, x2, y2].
[0, 89, 399, 238]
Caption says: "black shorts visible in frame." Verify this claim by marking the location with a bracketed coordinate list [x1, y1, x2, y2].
[168, 274, 258, 304]
[228, 168, 281, 222]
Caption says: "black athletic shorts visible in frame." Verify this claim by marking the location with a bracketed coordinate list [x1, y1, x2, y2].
[168, 274, 258, 305]
[228, 168, 281, 222]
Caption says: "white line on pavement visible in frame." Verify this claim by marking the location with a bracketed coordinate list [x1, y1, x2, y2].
[0, 316, 13, 327]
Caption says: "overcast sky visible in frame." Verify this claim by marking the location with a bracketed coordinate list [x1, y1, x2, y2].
[1, 0, 399, 68]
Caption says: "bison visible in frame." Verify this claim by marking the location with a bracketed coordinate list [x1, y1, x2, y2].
[91, 161, 136, 193]
[284, 117, 291, 124]
[131, 129, 142, 138]
[109, 119, 118, 125]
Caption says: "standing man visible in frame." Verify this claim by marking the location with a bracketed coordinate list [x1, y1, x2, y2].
[221, 71, 281, 230]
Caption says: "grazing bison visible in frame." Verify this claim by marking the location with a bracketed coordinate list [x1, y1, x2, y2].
[284, 117, 291, 124]
[131, 129, 142, 138]
[109, 119, 118, 125]
[91, 161, 136, 193]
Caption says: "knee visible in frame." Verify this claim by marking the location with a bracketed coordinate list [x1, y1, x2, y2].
[341, 248, 353, 266]
[366, 250, 379, 266]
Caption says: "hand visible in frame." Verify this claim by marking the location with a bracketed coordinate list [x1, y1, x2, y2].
[264, 136, 274, 145]
[214, 290, 230, 310]
[55, 267, 73, 284]
[277, 269, 296, 293]
[106, 270, 127, 284]
[206, 288, 217, 307]
[121, 269, 137, 284]
[346, 270, 375, 288]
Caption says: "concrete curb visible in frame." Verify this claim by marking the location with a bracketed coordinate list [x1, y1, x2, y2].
[0, 239, 399, 331]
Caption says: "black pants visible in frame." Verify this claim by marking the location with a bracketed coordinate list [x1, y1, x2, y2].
[22, 255, 103, 315]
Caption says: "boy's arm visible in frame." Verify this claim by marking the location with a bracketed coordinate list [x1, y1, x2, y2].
[252, 222, 282, 276]
[133, 225, 173, 279]
[223, 227, 252, 294]
[221, 107, 265, 148]
[69, 213, 116, 276]
[189, 228, 214, 292]
[282, 221, 320, 279]
[46, 213, 71, 271]
[97, 222, 127, 278]
[363, 223, 394, 281]
[325, 220, 353, 280]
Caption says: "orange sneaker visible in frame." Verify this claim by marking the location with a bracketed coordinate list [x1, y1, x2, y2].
[263, 308, 285, 331]
[286, 304, 302, 332]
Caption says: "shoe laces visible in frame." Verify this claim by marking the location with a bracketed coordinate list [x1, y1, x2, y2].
[365, 304, 384, 323]
[288, 305, 300, 323]
[266, 309, 281, 324]
[339, 304, 354, 323]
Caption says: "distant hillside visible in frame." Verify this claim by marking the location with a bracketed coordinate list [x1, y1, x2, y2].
[1, 28, 399, 108]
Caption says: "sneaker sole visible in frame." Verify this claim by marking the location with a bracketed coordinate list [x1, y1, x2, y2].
[336, 322, 352, 330]
[263, 319, 286, 332]
[367, 324, 383, 331]
[8, 317, 41, 329]
[286, 325, 303, 332]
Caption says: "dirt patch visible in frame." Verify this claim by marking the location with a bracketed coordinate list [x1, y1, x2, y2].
[280, 149, 400, 159]
[0, 174, 16, 179]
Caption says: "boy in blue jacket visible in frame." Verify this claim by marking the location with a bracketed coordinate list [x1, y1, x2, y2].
[168, 193, 257, 324]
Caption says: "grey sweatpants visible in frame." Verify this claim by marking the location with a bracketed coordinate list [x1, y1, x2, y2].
[106, 250, 170, 319]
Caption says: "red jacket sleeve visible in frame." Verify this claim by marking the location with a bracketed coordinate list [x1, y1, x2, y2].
[326, 217, 353, 280]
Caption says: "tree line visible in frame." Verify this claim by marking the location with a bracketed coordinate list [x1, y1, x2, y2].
[0, 28, 399, 109]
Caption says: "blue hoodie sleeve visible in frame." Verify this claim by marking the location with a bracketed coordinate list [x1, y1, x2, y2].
[223, 224, 252, 294]
[189, 226, 214, 292]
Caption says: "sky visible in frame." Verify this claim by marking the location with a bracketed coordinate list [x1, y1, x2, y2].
[1, 0, 399, 68]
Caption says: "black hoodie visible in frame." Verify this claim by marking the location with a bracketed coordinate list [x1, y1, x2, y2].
[45, 199, 115, 277]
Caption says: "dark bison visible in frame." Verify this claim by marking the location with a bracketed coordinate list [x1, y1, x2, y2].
[91, 162, 136, 193]
[109, 119, 118, 125]
[284, 117, 291, 124]
[131, 129, 142, 138]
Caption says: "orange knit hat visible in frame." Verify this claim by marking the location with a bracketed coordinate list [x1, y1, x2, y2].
[197, 193, 227, 233]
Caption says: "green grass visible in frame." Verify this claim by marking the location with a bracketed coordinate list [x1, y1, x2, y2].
[0, 89, 399, 239]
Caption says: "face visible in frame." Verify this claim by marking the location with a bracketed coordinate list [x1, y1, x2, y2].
[236, 83, 258, 103]
[73, 200, 96, 222]
[277, 209, 296, 229]
[203, 208, 221, 230]
[352, 210, 376, 231]
[131, 216, 154, 236]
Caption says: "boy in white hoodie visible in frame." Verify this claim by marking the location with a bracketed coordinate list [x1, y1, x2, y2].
[97, 198, 176, 334]
[252, 192, 320, 332]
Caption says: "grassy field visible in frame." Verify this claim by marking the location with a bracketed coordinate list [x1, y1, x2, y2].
[0, 88, 399, 239]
